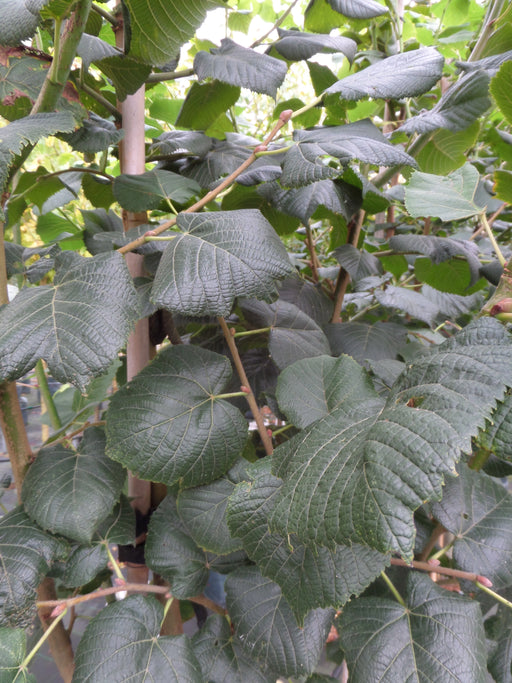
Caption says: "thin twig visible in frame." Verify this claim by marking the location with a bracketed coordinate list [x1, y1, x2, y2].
[41, 167, 114, 181]
[390, 557, 492, 585]
[250, 0, 302, 47]
[81, 82, 121, 119]
[470, 203, 506, 241]
[92, 2, 119, 26]
[330, 210, 366, 322]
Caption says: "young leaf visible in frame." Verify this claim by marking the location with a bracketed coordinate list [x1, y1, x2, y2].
[405, 163, 485, 221]
[270, 319, 512, 559]
[326, 48, 444, 100]
[194, 38, 287, 97]
[22, 427, 126, 544]
[0, 508, 67, 628]
[273, 28, 356, 63]
[72, 595, 203, 682]
[0, 252, 139, 391]
[113, 170, 200, 211]
[339, 572, 487, 681]
[106, 345, 248, 488]
[225, 566, 334, 677]
[151, 210, 293, 317]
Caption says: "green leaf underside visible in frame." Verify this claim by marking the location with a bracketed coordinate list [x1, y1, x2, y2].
[0, 508, 66, 628]
[22, 427, 126, 544]
[225, 566, 334, 677]
[432, 466, 512, 589]
[227, 459, 389, 622]
[113, 170, 200, 211]
[106, 345, 248, 488]
[194, 38, 287, 97]
[270, 319, 512, 559]
[339, 572, 487, 681]
[151, 210, 293, 317]
[0, 252, 138, 391]
[145, 496, 209, 598]
[72, 595, 203, 682]
[326, 48, 444, 100]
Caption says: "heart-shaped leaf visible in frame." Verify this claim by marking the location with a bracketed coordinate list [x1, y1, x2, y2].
[326, 48, 444, 100]
[0, 252, 139, 391]
[273, 28, 356, 62]
[151, 210, 293, 317]
[113, 170, 200, 211]
[22, 427, 126, 544]
[194, 38, 287, 97]
[0, 508, 67, 628]
[106, 345, 248, 488]
[339, 572, 487, 681]
[72, 595, 203, 682]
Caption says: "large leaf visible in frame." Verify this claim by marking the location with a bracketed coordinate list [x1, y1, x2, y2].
[192, 614, 275, 683]
[375, 285, 440, 326]
[227, 459, 388, 623]
[270, 319, 512, 559]
[432, 466, 512, 589]
[240, 298, 331, 369]
[416, 122, 481, 175]
[145, 496, 209, 598]
[0, 252, 139, 391]
[490, 60, 512, 125]
[0, 627, 35, 683]
[194, 38, 287, 97]
[339, 572, 487, 681]
[175, 81, 241, 131]
[273, 28, 356, 63]
[0, 508, 67, 628]
[326, 48, 444, 100]
[22, 427, 126, 544]
[405, 163, 485, 221]
[72, 595, 203, 682]
[325, 320, 407, 364]
[326, 0, 387, 19]
[106, 345, 248, 488]
[122, 0, 220, 67]
[0, 0, 46, 45]
[225, 566, 334, 677]
[401, 71, 491, 134]
[151, 210, 293, 317]
[113, 170, 200, 211]
[277, 275, 333, 326]
[282, 120, 416, 187]
[179, 133, 255, 188]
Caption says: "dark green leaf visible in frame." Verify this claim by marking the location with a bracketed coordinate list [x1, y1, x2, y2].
[456, 49, 512, 75]
[375, 285, 440, 326]
[481, 391, 512, 461]
[326, 0, 387, 19]
[194, 38, 287, 97]
[60, 112, 124, 153]
[113, 170, 200, 211]
[326, 48, 444, 100]
[145, 496, 209, 598]
[94, 55, 151, 101]
[180, 134, 253, 187]
[151, 210, 292, 317]
[22, 427, 126, 544]
[77, 33, 119, 71]
[0, 0, 46, 45]
[421, 284, 482, 318]
[150, 130, 212, 157]
[0, 627, 35, 683]
[225, 566, 334, 677]
[325, 321, 407, 364]
[487, 607, 512, 683]
[333, 244, 383, 281]
[390, 233, 481, 278]
[273, 28, 356, 63]
[0, 252, 139, 391]
[56, 544, 108, 589]
[106, 345, 248, 488]
[81, 208, 123, 255]
[0, 508, 66, 628]
[72, 595, 203, 682]
[277, 275, 333, 326]
[432, 466, 512, 589]
[175, 81, 241, 130]
[339, 572, 487, 681]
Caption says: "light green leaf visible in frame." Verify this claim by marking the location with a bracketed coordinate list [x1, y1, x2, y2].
[339, 572, 487, 681]
[175, 81, 241, 130]
[151, 210, 293, 317]
[490, 60, 512, 125]
[0, 627, 35, 683]
[106, 345, 248, 488]
[405, 163, 485, 221]
[416, 122, 480, 175]
[72, 595, 203, 682]
[113, 170, 200, 211]
[22, 427, 126, 544]
[495, 169, 512, 204]
[0, 252, 139, 391]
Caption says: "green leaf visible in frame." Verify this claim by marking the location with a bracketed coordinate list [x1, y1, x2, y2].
[401, 71, 491, 134]
[0, 252, 139, 391]
[481, 392, 512, 461]
[22, 427, 126, 544]
[94, 55, 151, 101]
[375, 285, 440, 326]
[327, 0, 387, 18]
[432, 466, 512, 589]
[192, 614, 275, 683]
[277, 275, 333, 326]
[415, 258, 480, 295]
[227, 459, 388, 623]
[113, 170, 200, 211]
[490, 60, 512, 125]
[0, 627, 35, 683]
[145, 496, 209, 598]
[495, 169, 512, 204]
[333, 244, 382, 281]
[151, 210, 293, 317]
[326, 48, 444, 100]
[270, 319, 512, 559]
[273, 28, 356, 63]
[487, 607, 512, 683]
[339, 572, 487, 681]
[180, 134, 253, 187]
[0, 0, 46, 46]
[225, 566, 334, 677]
[0, 508, 67, 628]
[72, 595, 203, 682]
[325, 321, 407, 364]
[106, 345, 248, 488]
[222, 184, 300, 236]
[240, 299, 331, 370]
[60, 112, 124, 153]
[175, 81, 241, 130]
[77, 33, 120, 71]
[416, 121, 480, 175]
[405, 163, 485, 221]
[123, 0, 220, 67]
[194, 38, 287, 97]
